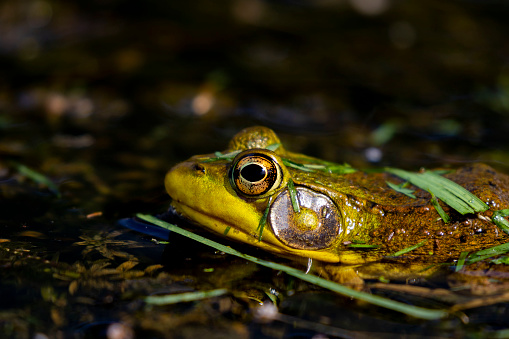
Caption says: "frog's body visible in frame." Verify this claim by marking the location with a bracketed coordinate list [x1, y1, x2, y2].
[165, 126, 509, 282]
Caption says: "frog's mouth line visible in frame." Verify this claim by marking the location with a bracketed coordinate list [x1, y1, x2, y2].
[171, 201, 256, 239]
[170, 200, 310, 256]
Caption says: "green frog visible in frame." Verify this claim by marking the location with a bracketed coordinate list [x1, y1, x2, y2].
[165, 126, 509, 283]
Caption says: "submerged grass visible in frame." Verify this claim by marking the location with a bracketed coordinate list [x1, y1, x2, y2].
[16, 163, 61, 198]
[137, 214, 449, 320]
[464, 241, 509, 266]
[452, 241, 509, 270]
[455, 251, 469, 272]
[145, 289, 228, 305]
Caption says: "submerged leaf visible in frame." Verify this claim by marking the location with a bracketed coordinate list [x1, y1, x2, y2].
[116, 260, 138, 272]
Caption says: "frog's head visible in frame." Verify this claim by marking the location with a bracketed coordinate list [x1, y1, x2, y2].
[165, 126, 351, 262]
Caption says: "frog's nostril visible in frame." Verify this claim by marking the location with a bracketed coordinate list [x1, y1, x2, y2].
[192, 163, 206, 174]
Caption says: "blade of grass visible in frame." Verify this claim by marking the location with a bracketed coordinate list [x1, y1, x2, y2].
[347, 244, 379, 249]
[464, 241, 509, 265]
[386, 181, 416, 199]
[391, 240, 428, 257]
[472, 241, 509, 257]
[201, 150, 242, 162]
[385, 168, 488, 215]
[16, 164, 61, 198]
[455, 251, 469, 272]
[492, 209, 509, 235]
[145, 288, 228, 305]
[287, 179, 300, 213]
[266, 143, 281, 151]
[137, 214, 448, 320]
[325, 164, 357, 174]
[256, 197, 272, 241]
[282, 159, 314, 172]
[429, 193, 451, 223]
[491, 256, 509, 265]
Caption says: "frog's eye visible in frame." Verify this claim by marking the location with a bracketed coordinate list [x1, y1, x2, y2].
[230, 150, 283, 198]
[269, 187, 342, 250]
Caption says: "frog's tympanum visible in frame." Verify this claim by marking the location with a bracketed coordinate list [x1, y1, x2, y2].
[165, 126, 509, 283]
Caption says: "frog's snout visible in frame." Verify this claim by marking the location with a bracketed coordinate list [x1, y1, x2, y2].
[164, 160, 209, 201]
[165, 162, 192, 198]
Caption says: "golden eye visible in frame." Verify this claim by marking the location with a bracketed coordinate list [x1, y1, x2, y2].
[230, 149, 283, 198]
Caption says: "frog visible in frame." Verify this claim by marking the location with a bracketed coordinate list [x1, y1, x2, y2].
[165, 126, 509, 284]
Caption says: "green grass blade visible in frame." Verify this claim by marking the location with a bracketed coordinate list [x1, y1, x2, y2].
[430, 193, 451, 223]
[326, 164, 357, 174]
[202, 150, 242, 162]
[492, 209, 509, 235]
[347, 244, 379, 249]
[137, 214, 448, 320]
[287, 179, 300, 213]
[385, 168, 488, 215]
[386, 181, 416, 199]
[470, 241, 509, 257]
[455, 251, 469, 272]
[257, 197, 272, 241]
[16, 164, 61, 198]
[266, 143, 281, 151]
[464, 241, 509, 265]
[282, 159, 314, 172]
[391, 240, 428, 257]
[145, 288, 228, 305]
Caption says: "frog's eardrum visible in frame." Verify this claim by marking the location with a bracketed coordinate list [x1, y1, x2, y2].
[269, 187, 342, 250]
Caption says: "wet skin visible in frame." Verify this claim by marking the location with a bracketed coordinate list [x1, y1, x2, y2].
[165, 126, 509, 282]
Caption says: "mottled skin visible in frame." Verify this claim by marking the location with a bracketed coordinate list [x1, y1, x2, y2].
[166, 126, 509, 282]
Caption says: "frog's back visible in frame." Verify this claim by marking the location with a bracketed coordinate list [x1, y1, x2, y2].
[356, 163, 509, 261]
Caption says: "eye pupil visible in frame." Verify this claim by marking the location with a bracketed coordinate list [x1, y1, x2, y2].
[241, 164, 266, 182]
